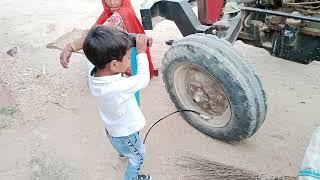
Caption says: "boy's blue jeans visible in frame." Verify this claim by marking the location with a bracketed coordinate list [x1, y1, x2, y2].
[106, 131, 146, 180]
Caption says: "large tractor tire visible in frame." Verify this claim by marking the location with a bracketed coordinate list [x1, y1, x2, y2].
[162, 34, 267, 142]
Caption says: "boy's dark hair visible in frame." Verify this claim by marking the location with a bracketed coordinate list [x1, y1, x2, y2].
[83, 26, 132, 69]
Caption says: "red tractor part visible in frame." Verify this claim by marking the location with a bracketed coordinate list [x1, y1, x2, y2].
[197, 0, 224, 25]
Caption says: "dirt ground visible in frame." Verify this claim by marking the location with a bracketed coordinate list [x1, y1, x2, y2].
[1, 0, 320, 179]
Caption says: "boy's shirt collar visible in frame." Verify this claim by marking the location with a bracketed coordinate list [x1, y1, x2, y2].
[90, 67, 122, 83]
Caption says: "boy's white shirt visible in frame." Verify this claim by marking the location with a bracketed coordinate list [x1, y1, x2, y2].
[88, 53, 150, 137]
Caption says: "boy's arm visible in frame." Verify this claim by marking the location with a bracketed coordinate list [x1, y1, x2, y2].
[113, 52, 150, 94]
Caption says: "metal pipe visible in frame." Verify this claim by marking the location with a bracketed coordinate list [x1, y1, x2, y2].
[235, 0, 256, 4]
[284, 1, 320, 5]
[242, 7, 320, 23]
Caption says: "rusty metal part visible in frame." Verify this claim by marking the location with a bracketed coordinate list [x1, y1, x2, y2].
[284, 1, 320, 5]
[185, 68, 229, 116]
[244, 12, 253, 27]
[301, 26, 320, 36]
[212, 12, 244, 44]
[174, 64, 231, 127]
[286, 17, 302, 26]
[296, 9, 320, 16]
[266, 15, 285, 25]
[242, 6, 320, 23]
[173, 65, 231, 127]
[265, 15, 285, 31]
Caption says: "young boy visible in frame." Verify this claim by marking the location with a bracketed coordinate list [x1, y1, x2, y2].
[83, 26, 151, 180]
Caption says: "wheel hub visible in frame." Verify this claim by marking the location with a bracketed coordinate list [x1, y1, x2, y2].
[173, 64, 231, 127]
[185, 68, 229, 116]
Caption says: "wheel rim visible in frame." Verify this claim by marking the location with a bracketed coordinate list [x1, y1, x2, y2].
[173, 64, 231, 128]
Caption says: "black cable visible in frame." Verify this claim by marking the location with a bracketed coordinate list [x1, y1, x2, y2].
[143, 109, 201, 144]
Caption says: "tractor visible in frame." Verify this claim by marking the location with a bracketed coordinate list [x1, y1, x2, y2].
[140, 0, 320, 142]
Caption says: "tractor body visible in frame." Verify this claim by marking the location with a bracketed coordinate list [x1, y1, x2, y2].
[141, 0, 320, 63]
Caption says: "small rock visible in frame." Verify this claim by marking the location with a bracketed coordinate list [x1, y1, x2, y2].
[7, 47, 18, 57]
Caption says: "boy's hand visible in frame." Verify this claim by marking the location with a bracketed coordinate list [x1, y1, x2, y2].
[136, 34, 148, 54]
[125, 67, 131, 76]
[60, 44, 73, 68]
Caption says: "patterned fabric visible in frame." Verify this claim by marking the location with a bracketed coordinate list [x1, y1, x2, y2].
[103, 12, 126, 31]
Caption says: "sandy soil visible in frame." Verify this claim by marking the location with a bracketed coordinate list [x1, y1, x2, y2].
[0, 0, 320, 179]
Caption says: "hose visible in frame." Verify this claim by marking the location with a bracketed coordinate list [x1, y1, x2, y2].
[143, 110, 203, 144]
[244, 12, 253, 27]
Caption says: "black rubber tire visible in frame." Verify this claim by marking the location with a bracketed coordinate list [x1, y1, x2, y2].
[162, 34, 267, 142]
[177, 34, 267, 134]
